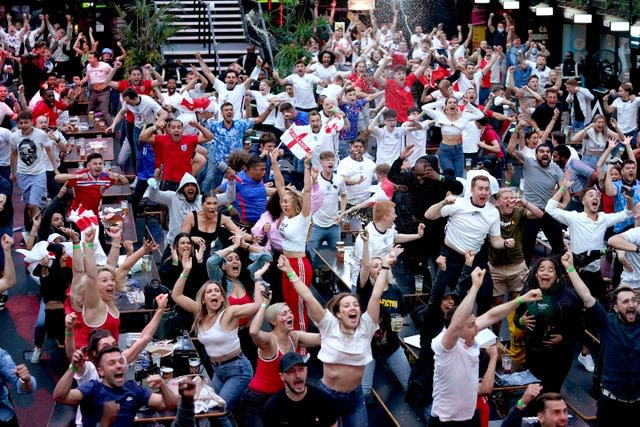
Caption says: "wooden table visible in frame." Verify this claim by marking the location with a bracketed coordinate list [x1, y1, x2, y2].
[314, 247, 354, 291]
[62, 114, 108, 138]
[63, 136, 115, 163]
[101, 202, 137, 243]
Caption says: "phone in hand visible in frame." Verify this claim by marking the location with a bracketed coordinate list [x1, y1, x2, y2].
[623, 186, 635, 198]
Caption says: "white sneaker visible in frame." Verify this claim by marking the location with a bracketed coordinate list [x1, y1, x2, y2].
[30, 347, 42, 364]
[578, 353, 595, 373]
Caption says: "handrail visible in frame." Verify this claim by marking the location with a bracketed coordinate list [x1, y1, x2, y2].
[192, 0, 220, 75]
[205, 1, 221, 75]
[239, 0, 274, 67]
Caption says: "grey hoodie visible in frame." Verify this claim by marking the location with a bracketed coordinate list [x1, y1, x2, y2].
[148, 173, 235, 245]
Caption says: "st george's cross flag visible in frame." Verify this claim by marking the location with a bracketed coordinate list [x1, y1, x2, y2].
[280, 125, 318, 160]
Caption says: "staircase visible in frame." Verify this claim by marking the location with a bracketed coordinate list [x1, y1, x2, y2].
[155, 0, 247, 76]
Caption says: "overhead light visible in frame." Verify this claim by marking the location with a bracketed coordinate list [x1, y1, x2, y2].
[574, 14, 592, 24]
[535, 4, 554, 16]
[611, 21, 630, 31]
[504, 1, 519, 9]
[474, 0, 490, 4]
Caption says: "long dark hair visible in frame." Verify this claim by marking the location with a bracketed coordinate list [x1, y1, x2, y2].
[220, 249, 255, 297]
[521, 256, 566, 293]
[265, 192, 282, 221]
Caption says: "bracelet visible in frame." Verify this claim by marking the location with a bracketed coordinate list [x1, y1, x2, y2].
[228, 204, 234, 211]
[172, 260, 179, 266]
[559, 186, 567, 193]
[68, 364, 78, 373]
[180, 273, 189, 279]
[381, 266, 390, 270]
[566, 266, 576, 273]
[261, 303, 269, 309]
[438, 175, 444, 182]
[73, 244, 81, 250]
[86, 242, 94, 248]
[286, 271, 296, 280]
[516, 399, 526, 410]
[65, 331, 74, 337]
[440, 200, 447, 207]
[514, 127, 520, 132]
[516, 296, 523, 305]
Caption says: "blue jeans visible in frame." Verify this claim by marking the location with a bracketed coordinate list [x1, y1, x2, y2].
[33, 300, 46, 347]
[582, 153, 599, 170]
[571, 120, 585, 133]
[201, 157, 226, 194]
[307, 224, 340, 268]
[211, 354, 253, 427]
[362, 346, 411, 398]
[241, 388, 272, 427]
[318, 381, 367, 427]
[438, 144, 464, 178]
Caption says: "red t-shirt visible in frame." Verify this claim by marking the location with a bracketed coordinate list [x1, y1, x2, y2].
[117, 79, 154, 123]
[153, 134, 199, 182]
[32, 99, 68, 124]
[67, 169, 116, 214]
[385, 74, 417, 123]
[480, 125, 504, 158]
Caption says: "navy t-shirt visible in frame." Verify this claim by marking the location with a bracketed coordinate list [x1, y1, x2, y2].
[78, 379, 152, 427]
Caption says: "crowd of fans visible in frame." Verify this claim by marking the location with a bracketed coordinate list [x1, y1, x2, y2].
[1, 3, 640, 427]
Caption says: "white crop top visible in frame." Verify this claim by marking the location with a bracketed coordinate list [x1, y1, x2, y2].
[422, 102, 484, 137]
[316, 310, 378, 366]
[279, 213, 311, 252]
[197, 309, 241, 358]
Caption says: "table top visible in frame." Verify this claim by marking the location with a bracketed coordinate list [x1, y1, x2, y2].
[116, 256, 161, 314]
[63, 136, 114, 163]
[314, 246, 354, 291]
[101, 203, 137, 243]
[62, 115, 109, 137]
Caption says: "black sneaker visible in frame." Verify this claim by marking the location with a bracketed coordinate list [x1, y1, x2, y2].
[0, 291, 7, 310]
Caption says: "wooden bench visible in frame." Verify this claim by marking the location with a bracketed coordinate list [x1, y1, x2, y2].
[372, 363, 425, 427]
[561, 370, 597, 422]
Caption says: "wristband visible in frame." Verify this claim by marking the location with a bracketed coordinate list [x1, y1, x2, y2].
[601, 247, 608, 255]
[516, 399, 526, 410]
[566, 266, 576, 273]
[514, 127, 520, 132]
[65, 331, 74, 337]
[516, 296, 523, 305]
[559, 186, 567, 193]
[73, 244, 81, 250]
[86, 242, 94, 248]
[172, 260, 179, 266]
[180, 273, 189, 279]
[440, 200, 447, 207]
[286, 271, 296, 280]
[228, 204, 234, 211]
[262, 303, 269, 309]
[69, 364, 78, 373]
[381, 266, 390, 270]
[439, 175, 444, 182]
[504, 180, 511, 186]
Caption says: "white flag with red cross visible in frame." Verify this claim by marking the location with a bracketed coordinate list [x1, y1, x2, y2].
[280, 125, 318, 160]
[68, 204, 99, 232]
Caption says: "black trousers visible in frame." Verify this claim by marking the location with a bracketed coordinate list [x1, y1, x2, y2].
[597, 396, 640, 427]
[523, 212, 564, 265]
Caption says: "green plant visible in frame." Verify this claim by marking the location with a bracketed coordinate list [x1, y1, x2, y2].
[116, 0, 183, 69]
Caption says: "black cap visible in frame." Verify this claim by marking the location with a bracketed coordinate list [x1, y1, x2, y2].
[279, 352, 306, 372]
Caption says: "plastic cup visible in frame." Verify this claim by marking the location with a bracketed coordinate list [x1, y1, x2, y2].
[189, 357, 200, 374]
[336, 241, 345, 262]
[151, 352, 161, 368]
[161, 366, 174, 380]
[390, 313, 402, 332]
[502, 354, 512, 373]
[415, 275, 424, 294]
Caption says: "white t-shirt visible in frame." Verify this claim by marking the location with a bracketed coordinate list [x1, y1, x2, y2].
[351, 221, 398, 287]
[85, 61, 113, 84]
[214, 79, 246, 120]
[279, 213, 312, 252]
[10, 127, 51, 175]
[620, 227, 640, 289]
[611, 97, 640, 134]
[316, 310, 377, 366]
[462, 120, 481, 155]
[273, 91, 295, 131]
[284, 73, 322, 109]
[404, 120, 430, 167]
[441, 197, 501, 254]
[372, 126, 408, 166]
[431, 329, 479, 422]
[0, 128, 12, 166]
[123, 95, 162, 128]
[454, 71, 482, 93]
[313, 172, 347, 228]
[0, 101, 13, 125]
[44, 129, 66, 171]
[248, 90, 277, 125]
[337, 155, 376, 205]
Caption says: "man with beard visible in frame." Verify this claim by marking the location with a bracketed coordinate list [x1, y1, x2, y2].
[547, 179, 633, 373]
[55, 152, 128, 215]
[425, 175, 515, 298]
[53, 346, 177, 427]
[148, 172, 236, 254]
[139, 118, 213, 191]
[507, 140, 564, 264]
[561, 251, 640, 426]
[388, 147, 462, 287]
[262, 352, 338, 427]
[31, 88, 70, 127]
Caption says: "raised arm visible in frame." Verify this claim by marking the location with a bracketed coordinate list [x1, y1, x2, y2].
[560, 251, 596, 307]
[0, 235, 15, 293]
[194, 51, 217, 85]
[81, 228, 102, 313]
[441, 268, 484, 350]
[276, 255, 325, 323]
[367, 249, 401, 324]
[171, 252, 197, 313]
[301, 156, 313, 217]
[270, 148, 286, 201]
[476, 287, 542, 330]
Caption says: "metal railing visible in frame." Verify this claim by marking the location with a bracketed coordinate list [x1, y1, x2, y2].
[239, 0, 275, 66]
[194, 0, 221, 75]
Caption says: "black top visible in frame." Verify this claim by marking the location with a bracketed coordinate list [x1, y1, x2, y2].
[263, 385, 339, 427]
[190, 210, 231, 257]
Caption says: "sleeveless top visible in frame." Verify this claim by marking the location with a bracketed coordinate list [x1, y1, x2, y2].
[228, 292, 253, 327]
[71, 303, 120, 349]
[191, 210, 232, 254]
[248, 336, 295, 394]
[198, 308, 241, 358]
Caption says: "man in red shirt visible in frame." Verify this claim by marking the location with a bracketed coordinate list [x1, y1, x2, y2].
[54, 152, 128, 214]
[373, 55, 430, 123]
[139, 118, 213, 191]
[103, 62, 163, 173]
[31, 88, 69, 126]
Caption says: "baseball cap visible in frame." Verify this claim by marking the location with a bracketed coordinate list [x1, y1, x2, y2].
[102, 48, 113, 55]
[279, 352, 306, 372]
